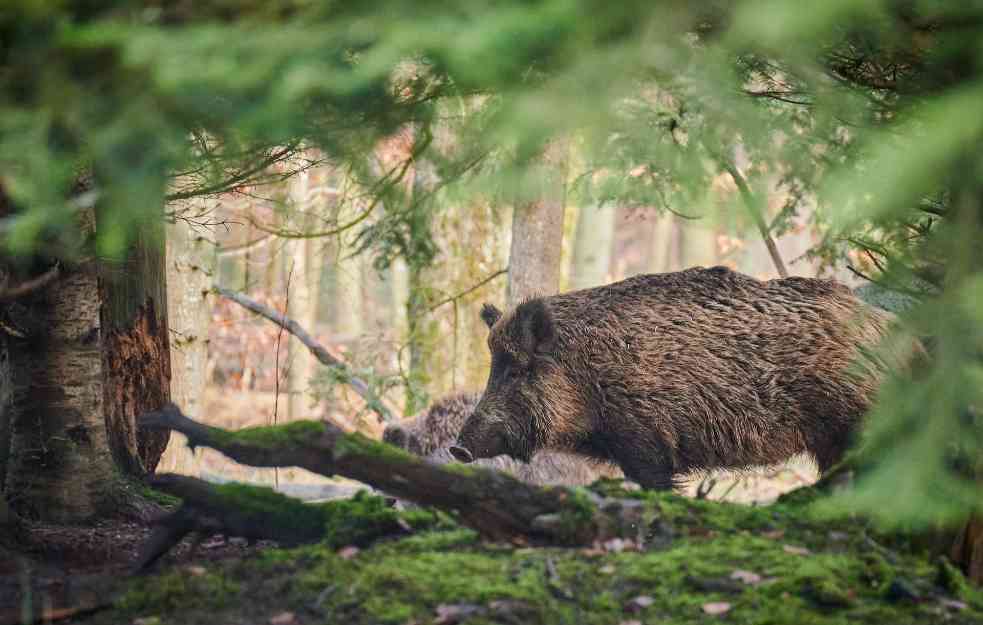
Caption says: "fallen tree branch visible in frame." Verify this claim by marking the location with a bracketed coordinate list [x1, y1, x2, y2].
[134, 474, 428, 570]
[139, 404, 649, 554]
[214, 286, 396, 423]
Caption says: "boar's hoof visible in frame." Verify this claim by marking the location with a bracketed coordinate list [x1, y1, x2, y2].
[449, 446, 474, 463]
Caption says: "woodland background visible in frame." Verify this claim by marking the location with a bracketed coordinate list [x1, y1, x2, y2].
[0, 3, 980, 618]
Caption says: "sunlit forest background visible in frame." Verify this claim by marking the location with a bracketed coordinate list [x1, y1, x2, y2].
[163, 148, 860, 501]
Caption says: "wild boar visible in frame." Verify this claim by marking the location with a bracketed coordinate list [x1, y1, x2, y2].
[450, 266, 898, 490]
[383, 392, 621, 487]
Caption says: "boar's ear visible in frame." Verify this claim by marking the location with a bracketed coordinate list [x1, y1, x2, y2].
[480, 303, 503, 329]
[515, 299, 556, 358]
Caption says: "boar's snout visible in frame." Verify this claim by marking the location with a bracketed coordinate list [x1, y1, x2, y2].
[382, 424, 424, 455]
[448, 446, 474, 463]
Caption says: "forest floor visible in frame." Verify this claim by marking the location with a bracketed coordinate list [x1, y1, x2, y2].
[3, 389, 974, 624]
[0, 515, 273, 625]
[3, 480, 982, 625]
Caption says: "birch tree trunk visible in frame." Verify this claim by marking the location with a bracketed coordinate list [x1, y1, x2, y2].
[7, 213, 118, 520]
[507, 140, 569, 307]
[159, 202, 217, 475]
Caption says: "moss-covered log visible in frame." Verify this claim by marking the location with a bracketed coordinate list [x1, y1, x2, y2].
[135, 475, 448, 570]
[139, 403, 648, 548]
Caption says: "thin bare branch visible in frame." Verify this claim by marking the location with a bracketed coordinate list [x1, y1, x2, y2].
[216, 234, 274, 257]
[165, 144, 302, 202]
[214, 285, 396, 423]
[428, 268, 509, 312]
[720, 161, 789, 278]
[0, 263, 61, 302]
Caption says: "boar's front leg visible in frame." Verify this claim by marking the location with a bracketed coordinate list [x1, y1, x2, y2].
[614, 443, 676, 491]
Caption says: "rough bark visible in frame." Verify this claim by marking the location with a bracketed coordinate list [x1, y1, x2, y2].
[507, 140, 569, 307]
[7, 254, 117, 521]
[0, 333, 20, 548]
[951, 515, 983, 584]
[99, 220, 172, 476]
[139, 404, 648, 550]
[159, 205, 217, 475]
[0, 335, 10, 490]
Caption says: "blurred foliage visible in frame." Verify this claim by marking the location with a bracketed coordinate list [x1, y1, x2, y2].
[1, 1, 981, 525]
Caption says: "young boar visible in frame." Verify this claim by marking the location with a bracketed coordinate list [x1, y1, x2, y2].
[450, 266, 897, 490]
[383, 392, 621, 486]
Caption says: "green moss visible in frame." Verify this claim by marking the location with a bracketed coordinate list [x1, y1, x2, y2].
[388, 528, 479, 552]
[201, 484, 448, 548]
[138, 485, 181, 508]
[209, 482, 327, 540]
[936, 556, 983, 607]
[320, 490, 446, 547]
[210, 420, 327, 449]
[439, 461, 483, 476]
[551, 487, 599, 542]
[118, 569, 240, 615]
[93, 488, 983, 625]
[333, 431, 418, 462]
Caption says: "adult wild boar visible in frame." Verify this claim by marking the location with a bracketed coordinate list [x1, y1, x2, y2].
[383, 392, 621, 486]
[450, 266, 898, 490]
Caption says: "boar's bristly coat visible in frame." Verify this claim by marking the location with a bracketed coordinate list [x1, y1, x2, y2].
[383, 392, 621, 487]
[450, 266, 899, 490]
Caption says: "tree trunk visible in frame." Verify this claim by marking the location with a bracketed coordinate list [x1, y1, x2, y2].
[159, 203, 217, 476]
[951, 515, 983, 584]
[667, 215, 686, 271]
[405, 262, 436, 415]
[335, 245, 364, 342]
[569, 204, 615, 290]
[507, 140, 569, 307]
[0, 335, 11, 492]
[647, 213, 671, 274]
[404, 154, 439, 415]
[7, 220, 118, 520]
[286, 171, 319, 422]
[99, 217, 171, 477]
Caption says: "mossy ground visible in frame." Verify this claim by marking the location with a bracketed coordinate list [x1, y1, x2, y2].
[95, 482, 983, 625]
